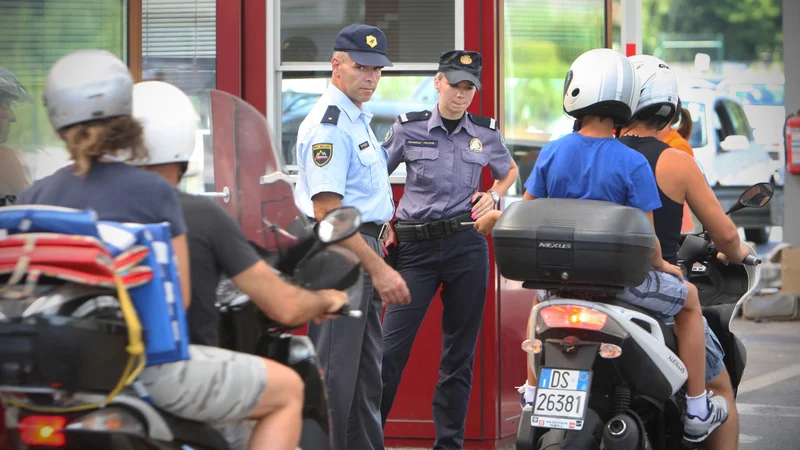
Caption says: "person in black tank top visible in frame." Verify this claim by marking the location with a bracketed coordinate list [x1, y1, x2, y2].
[618, 135, 683, 265]
[619, 55, 757, 449]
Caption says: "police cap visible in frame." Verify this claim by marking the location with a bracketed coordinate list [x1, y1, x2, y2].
[438, 50, 482, 90]
[334, 24, 393, 67]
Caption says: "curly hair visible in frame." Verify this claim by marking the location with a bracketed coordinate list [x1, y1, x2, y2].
[58, 116, 148, 177]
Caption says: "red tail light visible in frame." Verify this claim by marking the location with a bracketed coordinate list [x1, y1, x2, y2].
[540, 305, 608, 331]
[19, 415, 66, 447]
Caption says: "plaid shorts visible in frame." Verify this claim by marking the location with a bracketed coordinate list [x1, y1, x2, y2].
[617, 269, 688, 319]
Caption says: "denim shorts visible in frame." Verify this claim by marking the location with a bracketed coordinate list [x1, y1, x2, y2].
[616, 270, 725, 382]
[617, 269, 688, 319]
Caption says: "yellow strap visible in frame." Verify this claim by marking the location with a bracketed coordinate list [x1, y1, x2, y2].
[5, 273, 147, 413]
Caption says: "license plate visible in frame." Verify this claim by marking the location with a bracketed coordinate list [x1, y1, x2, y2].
[531, 368, 591, 431]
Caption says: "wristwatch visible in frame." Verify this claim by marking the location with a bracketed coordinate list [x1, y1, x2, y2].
[487, 189, 500, 205]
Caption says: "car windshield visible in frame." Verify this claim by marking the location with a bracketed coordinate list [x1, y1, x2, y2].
[722, 83, 785, 106]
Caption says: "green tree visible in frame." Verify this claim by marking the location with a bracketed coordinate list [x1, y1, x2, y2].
[642, 0, 782, 62]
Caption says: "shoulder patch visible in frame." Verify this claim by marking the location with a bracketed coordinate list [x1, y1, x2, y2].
[398, 110, 431, 124]
[468, 113, 497, 130]
[320, 105, 340, 125]
[312, 143, 333, 167]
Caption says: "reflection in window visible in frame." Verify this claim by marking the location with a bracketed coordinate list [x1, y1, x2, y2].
[0, 0, 126, 190]
[180, 92, 214, 195]
[502, 0, 606, 198]
[142, 0, 217, 195]
[280, 0, 454, 65]
[280, 75, 436, 167]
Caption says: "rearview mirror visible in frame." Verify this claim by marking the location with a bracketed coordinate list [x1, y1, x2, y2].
[316, 207, 362, 244]
[720, 135, 750, 152]
[738, 182, 774, 208]
[725, 182, 774, 215]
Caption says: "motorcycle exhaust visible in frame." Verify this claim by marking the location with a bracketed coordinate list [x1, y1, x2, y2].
[600, 413, 651, 450]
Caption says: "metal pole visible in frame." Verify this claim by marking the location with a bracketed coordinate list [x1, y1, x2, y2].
[783, 0, 800, 245]
[620, 0, 642, 56]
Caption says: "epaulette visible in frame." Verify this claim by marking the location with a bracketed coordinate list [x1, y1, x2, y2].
[398, 110, 431, 124]
[320, 105, 340, 125]
[468, 113, 497, 130]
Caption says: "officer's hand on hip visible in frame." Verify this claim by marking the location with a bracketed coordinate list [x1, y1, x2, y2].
[381, 224, 396, 255]
[374, 265, 411, 305]
[474, 210, 502, 235]
[471, 192, 495, 219]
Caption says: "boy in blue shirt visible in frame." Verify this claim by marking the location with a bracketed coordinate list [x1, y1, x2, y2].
[475, 49, 728, 443]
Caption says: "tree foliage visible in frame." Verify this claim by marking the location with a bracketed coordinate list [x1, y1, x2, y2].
[642, 0, 782, 62]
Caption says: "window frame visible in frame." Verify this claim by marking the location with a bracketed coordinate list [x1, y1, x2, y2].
[267, 0, 465, 171]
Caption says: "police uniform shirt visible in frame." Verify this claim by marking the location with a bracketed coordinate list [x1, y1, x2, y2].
[294, 83, 394, 224]
[384, 106, 512, 222]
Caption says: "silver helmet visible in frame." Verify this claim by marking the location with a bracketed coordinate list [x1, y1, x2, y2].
[563, 48, 640, 126]
[43, 49, 133, 131]
[0, 66, 33, 110]
[628, 54, 679, 129]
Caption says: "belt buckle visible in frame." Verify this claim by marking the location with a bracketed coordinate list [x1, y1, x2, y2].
[378, 223, 390, 241]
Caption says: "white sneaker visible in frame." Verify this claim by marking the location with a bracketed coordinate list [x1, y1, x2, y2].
[683, 393, 729, 443]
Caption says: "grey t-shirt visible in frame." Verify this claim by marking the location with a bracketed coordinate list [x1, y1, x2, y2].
[178, 192, 261, 346]
[16, 162, 187, 237]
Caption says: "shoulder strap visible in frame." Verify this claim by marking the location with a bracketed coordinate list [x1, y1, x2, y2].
[468, 113, 497, 130]
[320, 105, 341, 125]
[398, 110, 431, 124]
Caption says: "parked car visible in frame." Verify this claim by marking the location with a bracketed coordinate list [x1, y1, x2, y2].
[716, 72, 786, 164]
[680, 87, 782, 243]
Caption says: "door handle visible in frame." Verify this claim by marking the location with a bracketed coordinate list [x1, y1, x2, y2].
[196, 186, 230, 203]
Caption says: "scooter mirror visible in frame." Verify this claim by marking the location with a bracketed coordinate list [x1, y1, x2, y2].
[738, 182, 774, 208]
[316, 207, 362, 244]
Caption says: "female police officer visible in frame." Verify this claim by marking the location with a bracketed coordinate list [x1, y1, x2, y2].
[381, 50, 518, 449]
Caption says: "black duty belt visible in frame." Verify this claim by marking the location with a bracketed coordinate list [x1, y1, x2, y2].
[393, 211, 474, 242]
[307, 217, 387, 240]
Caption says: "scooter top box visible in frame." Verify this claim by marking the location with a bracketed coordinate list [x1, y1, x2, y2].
[492, 199, 656, 289]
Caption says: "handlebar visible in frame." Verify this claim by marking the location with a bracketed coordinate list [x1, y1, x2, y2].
[743, 254, 761, 266]
[335, 304, 362, 318]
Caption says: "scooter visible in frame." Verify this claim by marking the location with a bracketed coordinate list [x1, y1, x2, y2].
[492, 182, 771, 450]
[0, 205, 364, 449]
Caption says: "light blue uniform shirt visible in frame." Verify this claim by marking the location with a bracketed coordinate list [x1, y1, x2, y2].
[294, 84, 394, 224]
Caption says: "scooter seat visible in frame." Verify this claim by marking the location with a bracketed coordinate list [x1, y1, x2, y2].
[597, 298, 679, 353]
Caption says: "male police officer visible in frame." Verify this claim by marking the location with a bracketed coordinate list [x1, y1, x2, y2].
[381, 50, 517, 449]
[294, 24, 411, 450]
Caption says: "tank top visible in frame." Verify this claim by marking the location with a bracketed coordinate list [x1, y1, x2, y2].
[619, 135, 683, 265]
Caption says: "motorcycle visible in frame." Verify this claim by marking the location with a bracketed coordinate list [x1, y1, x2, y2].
[0, 90, 362, 449]
[492, 182, 771, 450]
[216, 207, 366, 450]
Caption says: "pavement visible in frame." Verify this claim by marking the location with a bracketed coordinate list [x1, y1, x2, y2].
[733, 317, 800, 448]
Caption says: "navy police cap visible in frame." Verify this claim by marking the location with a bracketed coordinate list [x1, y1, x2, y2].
[438, 50, 482, 90]
[334, 24, 393, 67]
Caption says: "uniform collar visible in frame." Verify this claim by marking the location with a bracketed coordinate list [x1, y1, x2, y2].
[427, 106, 475, 136]
[326, 83, 373, 124]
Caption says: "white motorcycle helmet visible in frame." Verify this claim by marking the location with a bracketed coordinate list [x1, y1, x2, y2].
[132, 81, 199, 167]
[563, 48, 640, 126]
[44, 49, 133, 131]
[628, 54, 679, 129]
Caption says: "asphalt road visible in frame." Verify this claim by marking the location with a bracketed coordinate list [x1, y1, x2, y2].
[733, 317, 800, 448]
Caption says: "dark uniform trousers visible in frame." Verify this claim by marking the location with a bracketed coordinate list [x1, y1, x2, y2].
[307, 234, 385, 450]
[381, 228, 489, 450]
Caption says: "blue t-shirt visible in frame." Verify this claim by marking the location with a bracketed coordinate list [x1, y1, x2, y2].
[16, 162, 187, 237]
[524, 132, 662, 212]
